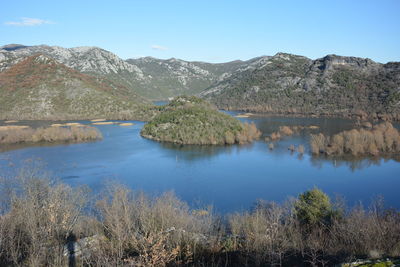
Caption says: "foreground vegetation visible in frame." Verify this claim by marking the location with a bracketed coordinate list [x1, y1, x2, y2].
[141, 96, 261, 145]
[311, 122, 400, 156]
[0, 168, 399, 266]
[0, 125, 102, 144]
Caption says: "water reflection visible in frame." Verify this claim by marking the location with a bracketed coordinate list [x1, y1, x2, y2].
[159, 142, 257, 162]
[310, 154, 400, 172]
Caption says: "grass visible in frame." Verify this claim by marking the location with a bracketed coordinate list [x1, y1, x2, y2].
[0, 125, 102, 144]
[91, 121, 114, 125]
[119, 122, 134, 126]
[0, 125, 29, 131]
[64, 122, 83, 126]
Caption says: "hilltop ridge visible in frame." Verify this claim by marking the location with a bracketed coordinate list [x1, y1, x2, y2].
[0, 54, 155, 120]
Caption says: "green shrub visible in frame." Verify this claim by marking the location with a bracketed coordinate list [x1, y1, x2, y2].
[294, 188, 334, 226]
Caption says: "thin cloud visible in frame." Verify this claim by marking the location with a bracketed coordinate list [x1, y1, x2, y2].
[5, 17, 54, 26]
[151, 45, 168, 51]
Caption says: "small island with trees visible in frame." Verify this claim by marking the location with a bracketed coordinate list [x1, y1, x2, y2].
[141, 96, 261, 145]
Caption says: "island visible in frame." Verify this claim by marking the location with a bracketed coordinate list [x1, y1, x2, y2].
[141, 96, 261, 145]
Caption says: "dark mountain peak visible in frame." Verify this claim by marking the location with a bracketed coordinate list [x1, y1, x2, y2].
[0, 44, 29, 51]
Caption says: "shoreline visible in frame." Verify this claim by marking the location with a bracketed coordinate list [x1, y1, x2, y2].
[223, 108, 399, 122]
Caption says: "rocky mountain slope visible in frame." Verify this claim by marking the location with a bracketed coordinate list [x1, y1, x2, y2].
[201, 53, 400, 120]
[0, 44, 149, 97]
[126, 57, 251, 99]
[0, 44, 252, 99]
[0, 54, 155, 120]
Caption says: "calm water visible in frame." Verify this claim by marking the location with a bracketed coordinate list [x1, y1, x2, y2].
[1, 115, 399, 213]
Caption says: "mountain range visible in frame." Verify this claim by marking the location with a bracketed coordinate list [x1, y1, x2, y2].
[0, 44, 253, 100]
[1, 44, 399, 120]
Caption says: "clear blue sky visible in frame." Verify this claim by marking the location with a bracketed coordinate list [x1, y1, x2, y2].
[1, 0, 399, 63]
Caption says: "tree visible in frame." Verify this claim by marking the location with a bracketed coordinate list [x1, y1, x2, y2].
[294, 188, 333, 226]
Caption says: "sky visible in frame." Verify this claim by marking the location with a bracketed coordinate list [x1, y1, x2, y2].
[1, 0, 399, 63]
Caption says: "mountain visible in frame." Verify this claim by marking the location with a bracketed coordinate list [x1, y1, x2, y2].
[201, 53, 400, 120]
[0, 44, 251, 100]
[0, 44, 148, 97]
[0, 54, 155, 120]
[126, 57, 251, 99]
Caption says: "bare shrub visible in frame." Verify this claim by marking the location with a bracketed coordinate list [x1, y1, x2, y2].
[311, 122, 400, 156]
[331, 199, 400, 258]
[0, 167, 88, 266]
[235, 122, 262, 144]
[310, 133, 327, 154]
[279, 126, 294, 136]
[288, 144, 295, 152]
[224, 131, 236, 145]
[229, 201, 293, 266]
[298, 145, 305, 154]
[93, 185, 216, 265]
[269, 143, 275, 150]
[270, 131, 281, 141]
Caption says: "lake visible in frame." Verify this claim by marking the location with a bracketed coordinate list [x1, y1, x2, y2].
[1, 115, 399, 213]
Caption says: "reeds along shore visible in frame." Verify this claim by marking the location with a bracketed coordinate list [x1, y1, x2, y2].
[0, 169, 399, 266]
[311, 122, 400, 156]
[0, 125, 102, 144]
